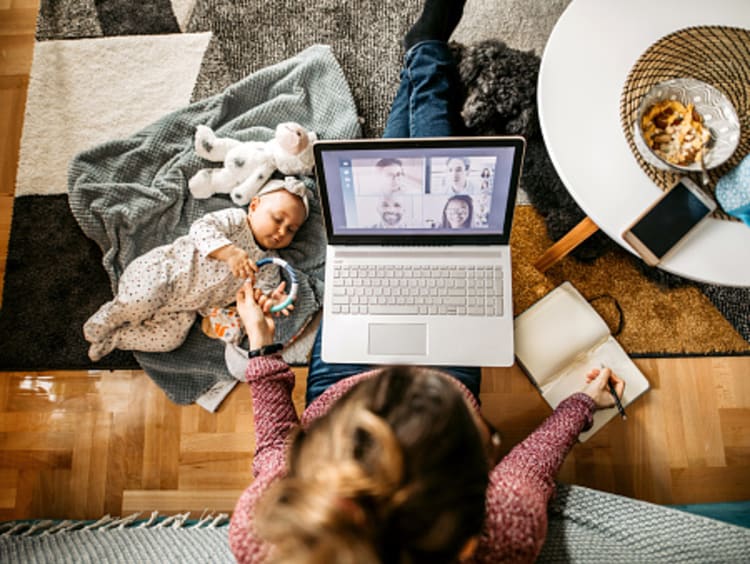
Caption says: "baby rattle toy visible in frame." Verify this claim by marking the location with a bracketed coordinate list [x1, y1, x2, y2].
[256, 257, 298, 313]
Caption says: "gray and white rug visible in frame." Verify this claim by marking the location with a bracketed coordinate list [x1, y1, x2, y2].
[0, 0, 569, 398]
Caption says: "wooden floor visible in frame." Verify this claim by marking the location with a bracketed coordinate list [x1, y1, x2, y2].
[1, 1, 749, 521]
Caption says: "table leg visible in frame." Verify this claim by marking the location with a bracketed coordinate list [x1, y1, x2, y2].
[533, 216, 600, 273]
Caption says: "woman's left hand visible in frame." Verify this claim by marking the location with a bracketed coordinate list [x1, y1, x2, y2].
[263, 280, 295, 317]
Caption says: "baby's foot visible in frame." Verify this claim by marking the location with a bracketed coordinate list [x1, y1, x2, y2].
[88, 338, 116, 362]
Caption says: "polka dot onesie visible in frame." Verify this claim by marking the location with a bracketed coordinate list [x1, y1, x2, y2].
[83, 208, 279, 361]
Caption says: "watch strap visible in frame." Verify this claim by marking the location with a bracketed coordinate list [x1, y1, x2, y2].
[248, 343, 284, 358]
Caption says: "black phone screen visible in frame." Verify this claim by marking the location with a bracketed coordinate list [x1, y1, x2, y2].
[629, 182, 712, 258]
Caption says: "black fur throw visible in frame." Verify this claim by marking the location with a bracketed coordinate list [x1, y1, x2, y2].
[451, 40, 613, 262]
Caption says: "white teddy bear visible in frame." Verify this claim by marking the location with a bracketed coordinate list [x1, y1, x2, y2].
[188, 122, 317, 206]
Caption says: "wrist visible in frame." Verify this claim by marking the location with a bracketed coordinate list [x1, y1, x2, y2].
[248, 332, 274, 349]
[572, 392, 597, 411]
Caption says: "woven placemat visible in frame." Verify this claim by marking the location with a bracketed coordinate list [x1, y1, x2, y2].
[620, 26, 750, 220]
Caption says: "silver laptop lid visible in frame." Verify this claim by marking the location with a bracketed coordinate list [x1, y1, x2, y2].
[313, 137, 525, 246]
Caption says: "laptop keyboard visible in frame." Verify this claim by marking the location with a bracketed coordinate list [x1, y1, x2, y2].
[330, 264, 503, 316]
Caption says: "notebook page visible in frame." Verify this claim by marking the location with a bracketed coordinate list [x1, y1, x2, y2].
[514, 282, 610, 388]
[542, 336, 650, 441]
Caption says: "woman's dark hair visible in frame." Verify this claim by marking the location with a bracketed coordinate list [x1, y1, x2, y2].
[254, 367, 490, 563]
[441, 194, 474, 228]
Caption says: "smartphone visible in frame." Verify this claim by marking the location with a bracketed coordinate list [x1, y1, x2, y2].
[622, 177, 717, 266]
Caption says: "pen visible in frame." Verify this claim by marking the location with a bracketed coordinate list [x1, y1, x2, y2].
[605, 370, 627, 421]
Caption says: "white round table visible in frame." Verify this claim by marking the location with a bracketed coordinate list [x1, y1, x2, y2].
[538, 0, 750, 287]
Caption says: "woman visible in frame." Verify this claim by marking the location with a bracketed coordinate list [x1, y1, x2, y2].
[230, 0, 625, 561]
[229, 281, 624, 563]
[441, 194, 474, 228]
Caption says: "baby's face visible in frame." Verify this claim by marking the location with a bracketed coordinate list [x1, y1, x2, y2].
[248, 190, 307, 250]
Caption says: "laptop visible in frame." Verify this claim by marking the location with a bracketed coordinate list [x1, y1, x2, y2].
[313, 136, 525, 366]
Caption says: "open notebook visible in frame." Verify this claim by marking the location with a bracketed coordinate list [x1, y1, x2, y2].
[514, 282, 650, 441]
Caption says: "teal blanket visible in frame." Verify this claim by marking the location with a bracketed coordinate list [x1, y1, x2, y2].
[68, 45, 361, 404]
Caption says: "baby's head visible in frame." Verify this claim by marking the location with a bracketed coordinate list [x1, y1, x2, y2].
[248, 177, 309, 250]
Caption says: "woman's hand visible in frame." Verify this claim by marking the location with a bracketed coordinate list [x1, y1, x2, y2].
[262, 280, 296, 317]
[581, 367, 625, 410]
[236, 281, 275, 348]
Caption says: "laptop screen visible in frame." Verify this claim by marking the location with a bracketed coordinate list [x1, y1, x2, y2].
[313, 137, 525, 245]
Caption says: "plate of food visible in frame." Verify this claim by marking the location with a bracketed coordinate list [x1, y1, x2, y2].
[633, 78, 740, 172]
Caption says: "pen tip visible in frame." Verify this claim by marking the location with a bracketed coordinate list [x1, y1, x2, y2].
[622, 415, 628, 421]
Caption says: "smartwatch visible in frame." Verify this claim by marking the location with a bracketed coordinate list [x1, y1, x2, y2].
[248, 343, 284, 358]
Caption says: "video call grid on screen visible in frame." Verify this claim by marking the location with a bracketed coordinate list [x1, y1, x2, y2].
[318, 146, 517, 237]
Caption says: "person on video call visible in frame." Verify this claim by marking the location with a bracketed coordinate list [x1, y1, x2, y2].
[371, 194, 407, 228]
[229, 0, 627, 562]
[445, 156, 476, 194]
[441, 193, 474, 228]
[374, 157, 421, 195]
[480, 166, 492, 192]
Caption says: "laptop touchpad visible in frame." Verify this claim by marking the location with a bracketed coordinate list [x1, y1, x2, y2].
[368, 323, 427, 356]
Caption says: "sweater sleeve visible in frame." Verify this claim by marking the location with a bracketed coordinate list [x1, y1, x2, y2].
[246, 354, 300, 477]
[229, 355, 300, 563]
[473, 393, 596, 563]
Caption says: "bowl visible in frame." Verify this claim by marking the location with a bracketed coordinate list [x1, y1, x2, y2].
[633, 78, 740, 172]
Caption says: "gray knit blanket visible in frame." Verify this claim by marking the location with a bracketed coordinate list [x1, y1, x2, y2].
[68, 45, 361, 404]
[2, 485, 748, 562]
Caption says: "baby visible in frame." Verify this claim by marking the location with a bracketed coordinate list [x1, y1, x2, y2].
[84, 177, 309, 361]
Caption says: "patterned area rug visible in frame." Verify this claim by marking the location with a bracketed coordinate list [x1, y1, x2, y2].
[0, 0, 747, 404]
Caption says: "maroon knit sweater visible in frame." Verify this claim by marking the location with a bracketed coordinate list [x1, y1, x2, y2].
[229, 355, 595, 563]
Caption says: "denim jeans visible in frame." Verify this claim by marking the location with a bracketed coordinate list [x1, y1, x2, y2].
[382, 40, 466, 139]
[306, 321, 481, 406]
[306, 41, 480, 406]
